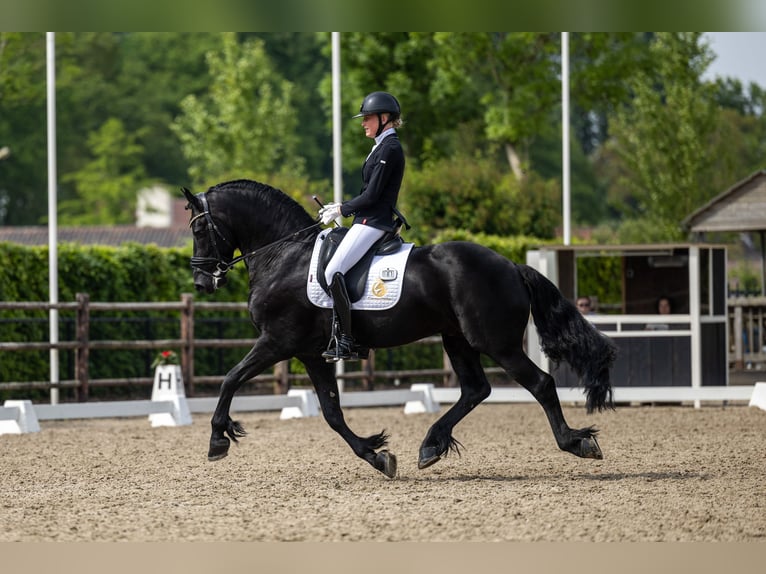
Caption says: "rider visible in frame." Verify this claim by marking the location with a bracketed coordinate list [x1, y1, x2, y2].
[318, 91, 406, 362]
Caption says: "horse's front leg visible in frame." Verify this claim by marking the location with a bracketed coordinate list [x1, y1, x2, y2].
[303, 356, 397, 478]
[208, 342, 282, 461]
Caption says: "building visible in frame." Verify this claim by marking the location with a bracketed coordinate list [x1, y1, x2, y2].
[0, 187, 191, 248]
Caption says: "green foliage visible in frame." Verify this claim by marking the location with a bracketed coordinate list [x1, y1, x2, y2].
[728, 261, 763, 295]
[171, 33, 305, 189]
[614, 217, 686, 244]
[319, 33, 449, 174]
[0, 241, 256, 400]
[59, 118, 149, 224]
[430, 32, 562, 179]
[116, 33, 223, 186]
[430, 229, 552, 265]
[400, 154, 512, 243]
[605, 33, 719, 226]
[2, 31, 766, 275]
[576, 255, 623, 310]
[529, 115, 609, 226]
[400, 154, 560, 244]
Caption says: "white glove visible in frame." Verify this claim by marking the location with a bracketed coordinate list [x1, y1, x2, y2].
[319, 203, 343, 225]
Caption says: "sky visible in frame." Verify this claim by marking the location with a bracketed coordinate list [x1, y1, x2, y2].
[703, 32, 766, 88]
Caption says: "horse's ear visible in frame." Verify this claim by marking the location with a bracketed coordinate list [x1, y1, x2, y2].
[181, 187, 199, 209]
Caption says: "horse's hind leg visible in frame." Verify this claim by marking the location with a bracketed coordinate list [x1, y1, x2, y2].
[303, 356, 397, 478]
[418, 334, 491, 469]
[499, 350, 603, 460]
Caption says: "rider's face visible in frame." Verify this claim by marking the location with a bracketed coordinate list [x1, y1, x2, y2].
[361, 113, 387, 139]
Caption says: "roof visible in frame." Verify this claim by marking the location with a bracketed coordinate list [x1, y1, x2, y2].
[0, 225, 192, 248]
[682, 170, 766, 233]
[532, 243, 724, 255]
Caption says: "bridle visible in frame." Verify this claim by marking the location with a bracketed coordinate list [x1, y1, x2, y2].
[188, 191, 322, 289]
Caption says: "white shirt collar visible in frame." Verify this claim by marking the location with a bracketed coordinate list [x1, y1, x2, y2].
[374, 127, 396, 146]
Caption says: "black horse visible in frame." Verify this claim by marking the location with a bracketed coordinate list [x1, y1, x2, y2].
[182, 179, 617, 478]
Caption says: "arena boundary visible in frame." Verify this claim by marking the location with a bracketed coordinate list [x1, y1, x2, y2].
[2, 383, 764, 436]
[433, 384, 762, 406]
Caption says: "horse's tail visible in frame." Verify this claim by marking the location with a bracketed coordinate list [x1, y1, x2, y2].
[518, 264, 617, 413]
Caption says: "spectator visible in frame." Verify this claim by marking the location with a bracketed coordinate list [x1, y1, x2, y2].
[656, 296, 672, 315]
[576, 295, 595, 316]
[647, 295, 672, 330]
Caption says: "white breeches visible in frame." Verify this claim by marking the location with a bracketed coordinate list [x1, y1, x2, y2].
[324, 224, 386, 285]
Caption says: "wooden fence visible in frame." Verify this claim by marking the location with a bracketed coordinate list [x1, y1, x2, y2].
[729, 295, 766, 370]
[2, 293, 765, 402]
[0, 293, 466, 401]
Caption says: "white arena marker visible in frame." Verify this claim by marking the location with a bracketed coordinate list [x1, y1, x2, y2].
[280, 389, 320, 420]
[404, 383, 440, 414]
[149, 365, 192, 427]
[749, 382, 766, 411]
[0, 400, 41, 434]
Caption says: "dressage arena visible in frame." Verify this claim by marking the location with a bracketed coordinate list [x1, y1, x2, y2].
[2, 401, 764, 543]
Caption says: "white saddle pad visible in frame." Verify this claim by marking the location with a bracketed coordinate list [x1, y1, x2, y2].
[306, 229, 414, 311]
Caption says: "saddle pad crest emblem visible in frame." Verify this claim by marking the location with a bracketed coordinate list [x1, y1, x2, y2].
[371, 279, 387, 298]
[380, 267, 397, 281]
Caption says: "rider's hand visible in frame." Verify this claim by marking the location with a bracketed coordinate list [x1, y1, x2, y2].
[319, 203, 342, 226]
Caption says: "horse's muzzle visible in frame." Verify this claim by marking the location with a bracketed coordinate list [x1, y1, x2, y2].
[194, 275, 225, 294]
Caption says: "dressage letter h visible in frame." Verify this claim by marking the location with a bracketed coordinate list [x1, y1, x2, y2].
[158, 370, 173, 390]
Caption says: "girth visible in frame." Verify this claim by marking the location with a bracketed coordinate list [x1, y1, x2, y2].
[316, 227, 404, 302]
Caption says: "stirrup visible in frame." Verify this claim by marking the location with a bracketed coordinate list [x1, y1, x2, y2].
[322, 335, 365, 362]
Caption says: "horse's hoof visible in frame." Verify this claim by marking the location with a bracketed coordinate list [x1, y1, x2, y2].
[375, 449, 397, 478]
[580, 436, 603, 460]
[208, 436, 231, 461]
[418, 446, 441, 469]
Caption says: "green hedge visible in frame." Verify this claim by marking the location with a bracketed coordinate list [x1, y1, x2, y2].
[0, 241, 254, 401]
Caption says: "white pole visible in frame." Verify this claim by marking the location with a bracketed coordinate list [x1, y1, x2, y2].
[561, 32, 571, 246]
[47, 32, 59, 405]
[331, 32, 342, 207]
[331, 32, 344, 392]
[689, 246, 701, 408]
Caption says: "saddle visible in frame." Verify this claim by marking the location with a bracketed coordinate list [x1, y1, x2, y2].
[316, 227, 404, 302]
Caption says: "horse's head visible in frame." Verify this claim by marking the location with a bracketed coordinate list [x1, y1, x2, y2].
[182, 187, 236, 293]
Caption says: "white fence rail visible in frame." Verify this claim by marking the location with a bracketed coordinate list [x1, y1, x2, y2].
[3, 383, 765, 436]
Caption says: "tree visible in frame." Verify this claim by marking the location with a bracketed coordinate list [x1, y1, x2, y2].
[708, 77, 766, 189]
[318, 32, 465, 187]
[429, 32, 563, 181]
[0, 33, 149, 224]
[247, 33, 330, 181]
[171, 33, 305, 189]
[568, 33, 655, 154]
[0, 33, 51, 225]
[112, 32, 223, 188]
[59, 117, 148, 224]
[602, 33, 718, 232]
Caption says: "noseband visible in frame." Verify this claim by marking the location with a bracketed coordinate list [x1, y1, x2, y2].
[188, 191, 322, 289]
[188, 193, 237, 289]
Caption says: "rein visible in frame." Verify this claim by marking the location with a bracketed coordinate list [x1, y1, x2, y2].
[189, 192, 321, 286]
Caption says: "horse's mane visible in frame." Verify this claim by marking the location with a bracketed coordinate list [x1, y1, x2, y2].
[207, 179, 315, 230]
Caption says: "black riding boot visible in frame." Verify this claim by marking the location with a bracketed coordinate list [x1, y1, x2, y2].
[322, 273, 367, 362]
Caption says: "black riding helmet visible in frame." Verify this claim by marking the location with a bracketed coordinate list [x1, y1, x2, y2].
[352, 91, 401, 136]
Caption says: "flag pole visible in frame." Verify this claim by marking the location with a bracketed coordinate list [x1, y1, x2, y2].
[561, 32, 571, 246]
[47, 32, 59, 404]
[331, 32, 345, 393]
